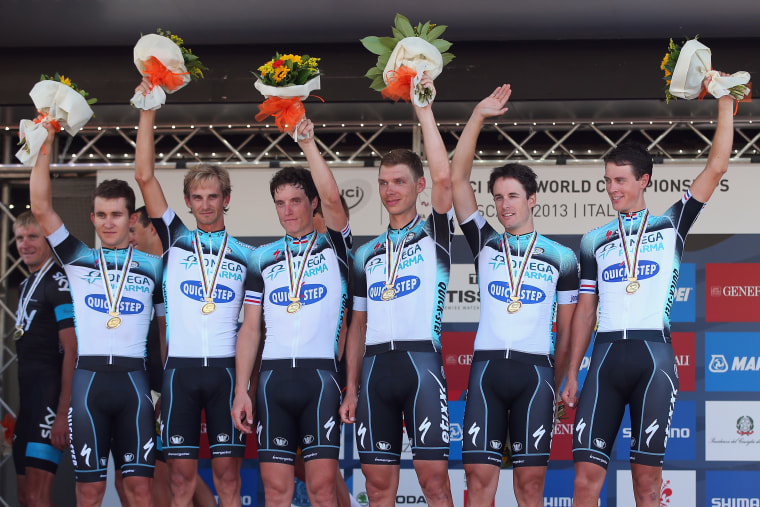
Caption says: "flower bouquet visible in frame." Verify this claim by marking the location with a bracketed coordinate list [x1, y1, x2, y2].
[361, 14, 454, 107]
[16, 73, 96, 166]
[662, 37, 751, 103]
[254, 53, 321, 139]
[130, 29, 207, 110]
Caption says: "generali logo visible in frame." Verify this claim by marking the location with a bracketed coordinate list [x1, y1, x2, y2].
[706, 264, 760, 322]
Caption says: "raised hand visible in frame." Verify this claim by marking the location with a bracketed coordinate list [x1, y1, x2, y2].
[473, 84, 512, 119]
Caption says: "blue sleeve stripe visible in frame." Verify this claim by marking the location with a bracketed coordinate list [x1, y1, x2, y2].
[54, 303, 75, 322]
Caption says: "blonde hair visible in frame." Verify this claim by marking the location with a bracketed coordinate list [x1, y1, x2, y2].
[13, 211, 42, 231]
[183, 165, 232, 211]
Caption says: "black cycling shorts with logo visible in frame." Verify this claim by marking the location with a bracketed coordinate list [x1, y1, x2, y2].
[462, 355, 555, 467]
[13, 370, 63, 475]
[69, 368, 155, 482]
[572, 339, 679, 468]
[355, 350, 450, 465]
[161, 364, 245, 460]
[256, 366, 341, 464]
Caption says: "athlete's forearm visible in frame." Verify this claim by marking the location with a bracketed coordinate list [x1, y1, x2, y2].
[565, 295, 597, 378]
[344, 311, 367, 394]
[415, 104, 452, 214]
[57, 327, 77, 417]
[134, 109, 169, 218]
[29, 131, 63, 235]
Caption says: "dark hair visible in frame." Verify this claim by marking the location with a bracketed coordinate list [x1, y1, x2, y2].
[269, 167, 319, 210]
[94, 179, 136, 215]
[380, 149, 424, 180]
[134, 206, 151, 226]
[487, 164, 538, 197]
[604, 143, 653, 180]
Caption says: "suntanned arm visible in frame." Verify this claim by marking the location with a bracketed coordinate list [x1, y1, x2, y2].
[450, 84, 512, 223]
[689, 95, 734, 203]
[231, 304, 263, 434]
[561, 293, 598, 408]
[51, 327, 76, 450]
[413, 75, 452, 214]
[133, 78, 169, 219]
[29, 125, 64, 236]
[296, 119, 348, 232]
[552, 303, 576, 395]
[339, 310, 367, 424]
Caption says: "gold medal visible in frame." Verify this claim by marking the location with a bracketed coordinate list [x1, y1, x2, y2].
[507, 300, 522, 313]
[381, 287, 396, 301]
[106, 315, 122, 329]
[12, 326, 24, 341]
[287, 301, 302, 314]
[201, 302, 216, 314]
[626, 280, 640, 294]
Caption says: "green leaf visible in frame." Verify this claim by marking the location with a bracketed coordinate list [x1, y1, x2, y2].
[441, 53, 455, 66]
[370, 75, 386, 91]
[419, 21, 431, 38]
[378, 36, 398, 50]
[361, 36, 390, 55]
[425, 24, 447, 41]
[184, 54, 199, 62]
[431, 39, 452, 53]
[391, 27, 405, 40]
[394, 14, 415, 38]
[365, 67, 382, 79]
[87, 98, 98, 105]
[377, 52, 391, 69]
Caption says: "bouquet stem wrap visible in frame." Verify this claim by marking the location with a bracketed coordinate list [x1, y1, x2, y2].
[381, 66, 417, 102]
[255, 97, 306, 134]
[670, 40, 751, 101]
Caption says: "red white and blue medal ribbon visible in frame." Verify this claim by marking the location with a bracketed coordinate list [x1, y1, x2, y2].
[285, 232, 318, 314]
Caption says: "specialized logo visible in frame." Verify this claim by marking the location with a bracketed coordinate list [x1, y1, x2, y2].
[532, 424, 547, 449]
[737, 415, 754, 436]
[601, 260, 660, 283]
[170, 435, 184, 445]
[576, 418, 587, 444]
[274, 437, 288, 447]
[357, 423, 367, 449]
[143, 439, 154, 461]
[85, 295, 144, 315]
[645, 419, 660, 447]
[376, 441, 392, 451]
[80, 443, 92, 467]
[256, 422, 263, 445]
[419, 417, 432, 444]
[709, 354, 729, 373]
[487, 281, 546, 304]
[123, 453, 135, 463]
[324, 416, 336, 441]
[269, 284, 327, 307]
[468, 422, 480, 446]
[217, 433, 230, 443]
[368, 276, 420, 301]
[181, 281, 236, 303]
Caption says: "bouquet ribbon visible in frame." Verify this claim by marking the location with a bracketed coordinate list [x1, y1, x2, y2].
[256, 97, 306, 133]
[381, 65, 416, 102]
[142, 56, 189, 91]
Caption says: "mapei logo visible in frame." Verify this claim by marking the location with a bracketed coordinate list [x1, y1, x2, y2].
[709, 355, 729, 373]
[601, 260, 660, 283]
[368, 276, 420, 301]
[269, 284, 327, 306]
[487, 281, 546, 304]
[450, 423, 463, 442]
[180, 281, 236, 303]
[84, 295, 144, 315]
[710, 355, 760, 372]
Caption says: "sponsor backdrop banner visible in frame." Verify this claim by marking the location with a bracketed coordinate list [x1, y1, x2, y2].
[98, 165, 760, 506]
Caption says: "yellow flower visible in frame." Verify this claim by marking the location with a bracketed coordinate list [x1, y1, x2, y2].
[170, 34, 184, 47]
[660, 54, 669, 71]
[666, 79, 671, 86]
[280, 54, 302, 64]
[59, 75, 72, 87]
[259, 62, 274, 76]
[273, 66, 289, 83]
[664, 69, 672, 77]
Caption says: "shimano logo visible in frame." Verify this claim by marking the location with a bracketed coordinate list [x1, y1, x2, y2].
[368, 276, 420, 301]
[180, 281, 236, 303]
[601, 260, 660, 283]
[711, 499, 760, 507]
[269, 284, 327, 307]
[487, 282, 546, 304]
[84, 295, 144, 315]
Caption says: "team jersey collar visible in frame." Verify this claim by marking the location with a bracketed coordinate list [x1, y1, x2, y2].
[194, 228, 227, 240]
[387, 214, 420, 239]
[285, 230, 316, 248]
[619, 208, 648, 222]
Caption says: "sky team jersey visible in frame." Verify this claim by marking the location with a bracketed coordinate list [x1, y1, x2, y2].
[579, 192, 704, 338]
[48, 225, 162, 360]
[154, 208, 256, 359]
[461, 212, 579, 355]
[248, 225, 351, 361]
[353, 209, 453, 350]
[15, 263, 74, 369]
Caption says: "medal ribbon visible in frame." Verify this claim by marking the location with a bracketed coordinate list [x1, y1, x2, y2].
[98, 247, 133, 317]
[617, 210, 649, 281]
[194, 231, 229, 304]
[385, 215, 421, 289]
[286, 233, 318, 302]
[15, 257, 55, 328]
[503, 231, 538, 302]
